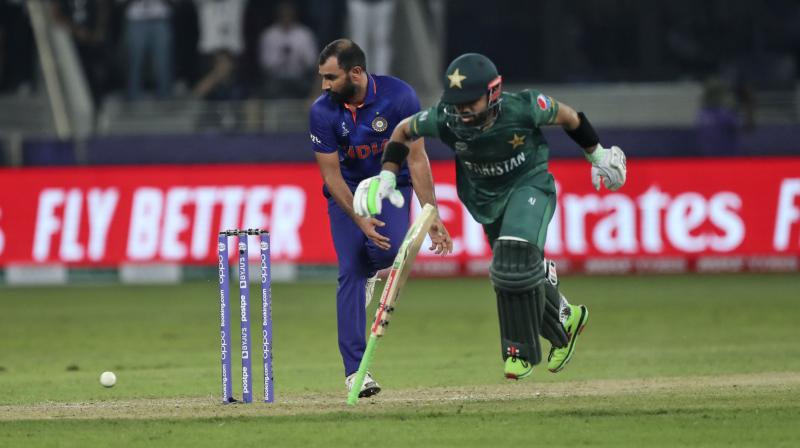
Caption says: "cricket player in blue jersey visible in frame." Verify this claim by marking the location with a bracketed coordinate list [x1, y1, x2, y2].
[309, 39, 453, 398]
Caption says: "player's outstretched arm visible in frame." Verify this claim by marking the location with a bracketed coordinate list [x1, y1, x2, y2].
[553, 100, 628, 191]
[353, 118, 452, 253]
[382, 117, 416, 173]
[406, 134, 453, 256]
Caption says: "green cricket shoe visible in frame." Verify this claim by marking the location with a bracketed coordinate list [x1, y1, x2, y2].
[547, 304, 589, 373]
[504, 356, 533, 380]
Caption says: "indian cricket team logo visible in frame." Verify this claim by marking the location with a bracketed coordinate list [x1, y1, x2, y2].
[371, 116, 388, 133]
[218, 242, 226, 252]
[260, 241, 269, 251]
[536, 94, 552, 111]
[454, 141, 468, 152]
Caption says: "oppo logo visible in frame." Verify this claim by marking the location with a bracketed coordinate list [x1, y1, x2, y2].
[260, 254, 269, 283]
[218, 255, 226, 284]
[220, 331, 228, 360]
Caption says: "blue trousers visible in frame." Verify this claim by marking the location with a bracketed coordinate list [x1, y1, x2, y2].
[327, 186, 411, 376]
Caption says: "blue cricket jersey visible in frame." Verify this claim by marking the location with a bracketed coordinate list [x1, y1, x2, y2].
[309, 75, 420, 194]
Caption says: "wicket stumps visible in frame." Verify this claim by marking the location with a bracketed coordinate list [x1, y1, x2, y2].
[218, 229, 273, 404]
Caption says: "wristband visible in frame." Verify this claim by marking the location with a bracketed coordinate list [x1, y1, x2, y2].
[380, 141, 410, 166]
[566, 112, 600, 149]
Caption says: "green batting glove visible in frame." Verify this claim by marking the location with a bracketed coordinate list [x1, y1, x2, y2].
[353, 170, 404, 217]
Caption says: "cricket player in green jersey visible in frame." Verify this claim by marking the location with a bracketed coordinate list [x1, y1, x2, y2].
[352, 53, 627, 379]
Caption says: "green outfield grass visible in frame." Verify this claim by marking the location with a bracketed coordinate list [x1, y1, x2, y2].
[1, 274, 799, 446]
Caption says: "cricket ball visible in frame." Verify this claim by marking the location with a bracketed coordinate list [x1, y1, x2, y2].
[100, 371, 117, 388]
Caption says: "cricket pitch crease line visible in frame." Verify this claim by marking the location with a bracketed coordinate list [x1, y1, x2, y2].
[0, 372, 797, 421]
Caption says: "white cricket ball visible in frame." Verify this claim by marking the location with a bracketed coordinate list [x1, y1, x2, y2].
[100, 371, 117, 388]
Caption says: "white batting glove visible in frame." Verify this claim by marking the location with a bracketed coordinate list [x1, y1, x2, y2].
[353, 170, 405, 217]
[586, 144, 627, 191]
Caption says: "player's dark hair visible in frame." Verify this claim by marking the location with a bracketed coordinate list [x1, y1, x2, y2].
[318, 39, 367, 73]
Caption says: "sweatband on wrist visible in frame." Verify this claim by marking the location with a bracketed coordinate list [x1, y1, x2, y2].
[566, 112, 599, 149]
[381, 141, 410, 166]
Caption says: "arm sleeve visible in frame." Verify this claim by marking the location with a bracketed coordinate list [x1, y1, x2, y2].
[407, 105, 441, 139]
[308, 105, 338, 154]
[524, 89, 560, 127]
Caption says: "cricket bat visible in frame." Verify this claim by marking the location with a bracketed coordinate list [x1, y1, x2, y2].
[346, 203, 438, 406]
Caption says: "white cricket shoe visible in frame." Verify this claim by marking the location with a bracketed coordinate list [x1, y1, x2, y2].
[345, 371, 381, 398]
[365, 274, 380, 308]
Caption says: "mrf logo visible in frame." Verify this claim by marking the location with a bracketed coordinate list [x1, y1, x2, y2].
[345, 138, 389, 160]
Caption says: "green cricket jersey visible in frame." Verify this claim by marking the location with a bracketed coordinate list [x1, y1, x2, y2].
[409, 90, 559, 224]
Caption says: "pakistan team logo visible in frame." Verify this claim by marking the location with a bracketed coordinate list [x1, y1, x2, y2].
[508, 133, 526, 150]
[454, 141, 468, 152]
[371, 116, 388, 132]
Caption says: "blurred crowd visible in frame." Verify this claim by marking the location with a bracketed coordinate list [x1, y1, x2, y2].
[446, 1, 800, 86]
[2, 1, 799, 102]
[0, 0, 404, 105]
[1, 0, 798, 149]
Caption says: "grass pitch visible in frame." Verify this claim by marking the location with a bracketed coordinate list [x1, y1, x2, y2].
[1, 274, 798, 446]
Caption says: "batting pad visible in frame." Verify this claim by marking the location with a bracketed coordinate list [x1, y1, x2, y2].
[489, 239, 546, 365]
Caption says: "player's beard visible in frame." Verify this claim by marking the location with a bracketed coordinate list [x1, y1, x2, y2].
[464, 110, 489, 127]
[459, 108, 495, 130]
[326, 77, 359, 105]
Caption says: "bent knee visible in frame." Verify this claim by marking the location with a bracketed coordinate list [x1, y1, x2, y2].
[489, 239, 545, 292]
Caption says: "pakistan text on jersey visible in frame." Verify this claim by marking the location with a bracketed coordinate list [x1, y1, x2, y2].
[345, 139, 389, 160]
[461, 152, 527, 177]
